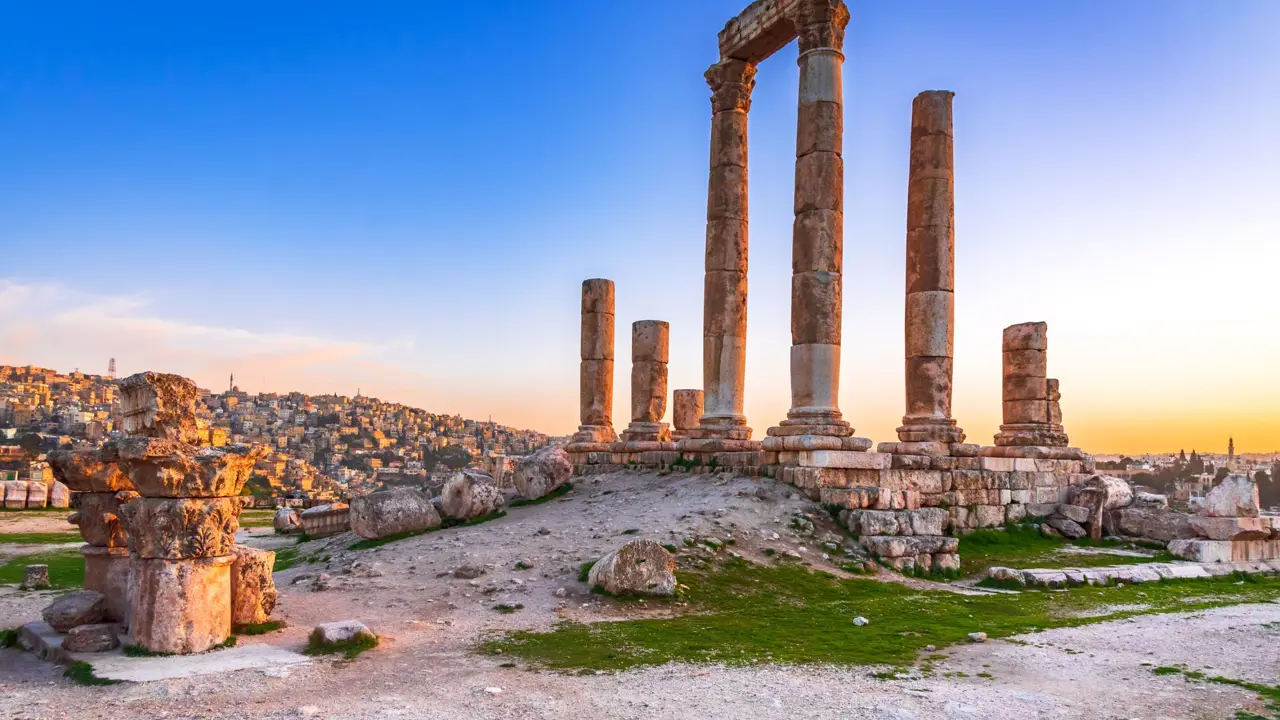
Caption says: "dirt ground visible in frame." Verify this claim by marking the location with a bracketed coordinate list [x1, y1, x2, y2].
[2, 470, 1277, 719]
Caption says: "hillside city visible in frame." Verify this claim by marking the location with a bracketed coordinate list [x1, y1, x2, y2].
[0, 363, 555, 505]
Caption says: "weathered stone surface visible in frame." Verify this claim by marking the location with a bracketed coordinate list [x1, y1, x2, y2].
[48, 448, 133, 493]
[587, 540, 676, 597]
[62, 623, 120, 653]
[1057, 504, 1092, 524]
[3, 480, 28, 509]
[22, 564, 50, 590]
[1169, 539, 1280, 563]
[273, 507, 302, 534]
[1047, 515, 1086, 539]
[440, 472, 504, 521]
[48, 481, 71, 508]
[513, 446, 573, 500]
[82, 546, 131, 622]
[861, 535, 958, 558]
[1003, 349, 1047, 379]
[118, 371, 201, 444]
[1189, 516, 1272, 541]
[312, 620, 376, 645]
[130, 555, 232, 654]
[23, 481, 47, 508]
[672, 390, 704, 432]
[299, 503, 351, 538]
[1003, 322, 1048, 351]
[70, 490, 138, 547]
[231, 545, 277, 626]
[349, 488, 440, 539]
[42, 590, 106, 632]
[1200, 475, 1260, 518]
[1080, 475, 1134, 510]
[843, 510, 900, 536]
[119, 496, 242, 559]
[112, 438, 263, 498]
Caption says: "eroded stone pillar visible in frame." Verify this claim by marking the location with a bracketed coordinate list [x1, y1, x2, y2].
[695, 59, 756, 441]
[574, 279, 618, 444]
[671, 390, 704, 441]
[768, 0, 865, 451]
[897, 90, 965, 444]
[993, 322, 1070, 447]
[621, 320, 671, 442]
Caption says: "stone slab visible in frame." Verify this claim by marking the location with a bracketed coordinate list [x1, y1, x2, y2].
[796, 450, 889, 469]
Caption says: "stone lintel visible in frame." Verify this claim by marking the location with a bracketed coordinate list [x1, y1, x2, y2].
[718, 0, 802, 64]
[978, 445, 1089, 461]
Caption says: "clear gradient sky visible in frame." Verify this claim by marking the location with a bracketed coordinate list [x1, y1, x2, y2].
[2, 1, 1277, 455]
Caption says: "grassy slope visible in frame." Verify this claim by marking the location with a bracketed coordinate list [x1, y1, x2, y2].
[960, 525, 1168, 575]
[483, 558, 1280, 671]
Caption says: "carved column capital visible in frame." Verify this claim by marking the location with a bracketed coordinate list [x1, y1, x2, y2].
[794, 0, 851, 53]
[705, 59, 758, 114]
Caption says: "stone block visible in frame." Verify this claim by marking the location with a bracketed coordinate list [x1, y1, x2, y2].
[22, 564, 50, 590]
[70, 490, 137, 548]
[581, 278, 615, 315]
[1005, 504, 1027, 524]
[892, 454, 933, 470]
[904, 291, 953, 358]
[1200, 475, 1260, 518]
[350, 488, 441, 540]
[118, 371, 201, 444]
[130, 555, 233, 654]
[1003, 376, 1048, 401]
[1057, 503, 1092, 524]
[48, 448, 134, 493]
[49, 481, 71, 508]
[24, 482, 47, 508]
[1189, 516, 1272, 541]
[792, 208, 842, 273]
[797, 450, 889, 470]
[231, 545, 278, 627]
[790, 271, 841, 345]
[43, 590, 106, 633]
[3, 480, 28, 509]
[861, 535, 958, 558]
[62, 623, 120, 653]
[113, 438, 263, 498]
[1002, 349, 1047, 379]
[845, 510, 900, 536]
[793, 150, 842, 213]
[82, 546, 131, 622]
[972, 505, 1006, 528]
[979, 457, 1015, 472]
[1002, 322, 1048, 351]
[580, 313, 615, 361]
[672, 390, 704, 431]
[906, 508, 948, 536]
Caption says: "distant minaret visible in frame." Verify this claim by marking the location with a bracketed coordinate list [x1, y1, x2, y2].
[1228, 437, 1236, 465]
[230, 373, 234, 393]
[108, 358, 116, 380]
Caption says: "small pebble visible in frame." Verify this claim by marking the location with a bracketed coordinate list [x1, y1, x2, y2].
[968, 632, 988, 643]
[853, 617, 869, 626]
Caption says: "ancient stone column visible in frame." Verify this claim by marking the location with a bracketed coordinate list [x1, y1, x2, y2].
[573, 279, 618, 444]
[696, 59, 756, 441]
[993, 322, 1069, 447]
[621, 320, 671, 442]
[897, 90, 965, 444]
[671, 390, 704, 441]
[770, 0, 854, 441]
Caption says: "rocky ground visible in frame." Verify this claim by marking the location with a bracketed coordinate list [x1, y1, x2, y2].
[2, 470, 1278, 719]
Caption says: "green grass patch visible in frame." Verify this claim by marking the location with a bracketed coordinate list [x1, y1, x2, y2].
[1151, 666, 1280, 718]
[508, 483, 573, 507]
[238, 511, 276, 529]
[272, 547, 303, 572]
[960, 525, 1161, 575]
[482, 558, 1280, 672]
[64, 661, 119, 686]
[1152, 665, 1183, 675]
[493, 603, 524, 614]
[578, 561, 596, 583]
[0, 531, 82, 545]
[0, 547, 83, 588]
[0, 628, 18, 648]
[305, 631, 378, 660]
[234, 620, 287, 636]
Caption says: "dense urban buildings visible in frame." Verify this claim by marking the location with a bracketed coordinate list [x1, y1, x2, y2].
[0, 364, 554, 504]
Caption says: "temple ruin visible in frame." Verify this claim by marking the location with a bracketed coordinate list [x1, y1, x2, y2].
[564, 0, 1097, 567]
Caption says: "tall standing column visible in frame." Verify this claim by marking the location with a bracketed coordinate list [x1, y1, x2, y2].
[695, 59, 756, 441]
[897, 90, 965, 444]
[770, 0, 855, 442]
[574, 279, 618, 444]
[621, 320, 671, 442]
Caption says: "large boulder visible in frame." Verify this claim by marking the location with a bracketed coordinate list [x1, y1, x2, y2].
[512, 446, 573, 500]
[42, 591, 106, 632]
[230, 545, 278, 626]
[273, 507, 302, 534]
[349, 488, 441, 539]
[1201, 475, 1260, 518]
[586, 539, 676, 597]
[311, 620, 376, 645]
[1105, 507, 1196, 542]
[440, 472, 504, 521]
[1046, 515, 1087, 539]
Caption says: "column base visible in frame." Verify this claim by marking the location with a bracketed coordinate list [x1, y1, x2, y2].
[993, 423, 1069, 447]
[896, 417, 966, 444]
[566, 425, 618, 452]
[82, 545, 131, 624]
[130, 555, 233, 655]
[877, 441, 980, 457]
[762, 435, 872, 452]
[687, 415, 752, 441]
[619, 422, 672, 443]
[766, 408, 854, 441]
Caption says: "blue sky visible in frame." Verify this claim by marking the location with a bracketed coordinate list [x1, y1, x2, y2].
[2, 1, 1278, 453]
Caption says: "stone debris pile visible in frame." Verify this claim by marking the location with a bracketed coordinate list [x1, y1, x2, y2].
[1169, 476, 1280, 563]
